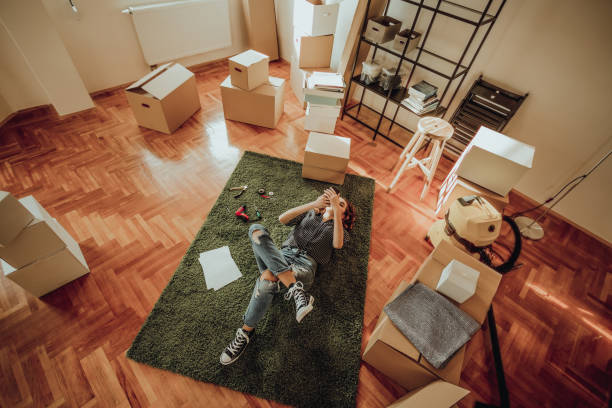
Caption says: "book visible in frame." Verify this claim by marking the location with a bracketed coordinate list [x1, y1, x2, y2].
[303, 87, 345, 99]
[308, 72, 345, 90]
[408, 91, 438, 104]
[409, 80, 438, 99]
[406, 95, 439, 109]
[402, 98, 439, 115]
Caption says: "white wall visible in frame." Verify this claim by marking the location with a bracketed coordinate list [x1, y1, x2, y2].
[40, 0, 249, 93]
[0, 0, 93, 116]
[352, 0, 612, 242]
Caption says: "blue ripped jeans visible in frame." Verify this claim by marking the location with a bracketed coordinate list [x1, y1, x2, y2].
[243, 224, 317, 328]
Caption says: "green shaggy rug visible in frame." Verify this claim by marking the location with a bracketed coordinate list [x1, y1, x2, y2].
[127, 151, 375, 407]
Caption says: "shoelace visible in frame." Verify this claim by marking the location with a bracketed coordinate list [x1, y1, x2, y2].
[227, 329, 248, 355]
[284, 281, 307, 307]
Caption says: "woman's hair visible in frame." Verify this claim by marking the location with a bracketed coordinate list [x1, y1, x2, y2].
[332, 187, 356, 232]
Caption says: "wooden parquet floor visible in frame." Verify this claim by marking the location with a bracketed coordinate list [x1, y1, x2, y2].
[0, 59, 610, 408]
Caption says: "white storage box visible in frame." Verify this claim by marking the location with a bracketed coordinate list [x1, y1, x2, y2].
[294, 0, 340, 37]
[0, 191, 34, 247]
[228, 49, 269, 91]
[304, 110, 337, 134]
[456, 126, 535, 196]
[436, 259, 480, 303]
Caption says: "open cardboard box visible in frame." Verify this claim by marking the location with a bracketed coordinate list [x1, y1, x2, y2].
[126, 63, 201, 134]
[363, 240, 502, 406]
[387, 380, 470, 408]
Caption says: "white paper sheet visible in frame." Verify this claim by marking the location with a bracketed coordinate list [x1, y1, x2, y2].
[199, 246, 242, 290]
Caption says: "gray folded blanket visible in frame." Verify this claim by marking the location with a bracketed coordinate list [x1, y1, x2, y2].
[383, 282, 480, 369]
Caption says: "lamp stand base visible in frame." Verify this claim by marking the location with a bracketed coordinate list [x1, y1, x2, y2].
[514, 216, 544, 240]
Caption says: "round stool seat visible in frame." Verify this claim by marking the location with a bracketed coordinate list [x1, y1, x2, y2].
[417, 117, 453, 141]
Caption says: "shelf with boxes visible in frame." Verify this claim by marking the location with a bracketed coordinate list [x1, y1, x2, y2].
[0, 192, 89, 297]
[341, 0, 507, 149]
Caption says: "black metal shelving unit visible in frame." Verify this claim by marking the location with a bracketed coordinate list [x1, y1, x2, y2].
[341, 0, 507, 149]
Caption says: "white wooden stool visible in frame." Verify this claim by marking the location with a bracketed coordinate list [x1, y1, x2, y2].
[387, 117, 454, 200]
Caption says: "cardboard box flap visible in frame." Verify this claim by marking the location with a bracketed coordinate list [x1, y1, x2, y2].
[389, 380, 469, 407]
[141, 64, 194, 100]
[229, 49, 269, 68]
[126, 62, 173, 92]
[305, 132, 350, 159]
[473, 127, 535, 168]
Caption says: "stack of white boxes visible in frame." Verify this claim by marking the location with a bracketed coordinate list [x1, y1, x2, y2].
[220, 49, 286, 129]
[0, 192, 89, 296]
[303, 72, 345, 134]
[291, 0, 339, 107]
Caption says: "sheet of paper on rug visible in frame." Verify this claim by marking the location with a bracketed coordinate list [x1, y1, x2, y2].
[199, 246, 242, 290]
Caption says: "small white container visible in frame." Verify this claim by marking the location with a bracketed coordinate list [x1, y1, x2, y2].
[436, 259, 480, 303]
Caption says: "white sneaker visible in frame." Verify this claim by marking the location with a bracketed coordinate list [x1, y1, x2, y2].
[284, 281, 315, 323]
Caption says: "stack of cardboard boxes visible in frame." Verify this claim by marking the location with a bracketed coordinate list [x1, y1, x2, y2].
[302, 132, 351, 185]
[291, 0, 339, 107]
[304, 72, 346, 134]
[363, 240, 502, 407]
[0, 192, 89, 297]
[220, 49, 285, 129]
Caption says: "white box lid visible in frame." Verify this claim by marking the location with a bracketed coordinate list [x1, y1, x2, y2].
[306, 132, 350, 159]
[472, 127, 535, 168]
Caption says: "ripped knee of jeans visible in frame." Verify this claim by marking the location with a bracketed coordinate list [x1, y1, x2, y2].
[251, 228, 264, 245]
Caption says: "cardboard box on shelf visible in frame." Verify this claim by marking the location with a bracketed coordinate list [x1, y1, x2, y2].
[364, 16, 402, 44]
[294, 0, 340, 37]
[2, 236, 89, 297]
[290, 56, 333, 108]
[386, 380, 470, 408]
[393, 29, 421, 55]
[126, 62, 201, 134]
[436, 174, 509, 217]
[242, 0, 279, 60]
[302, 165, 345, 185]
[0, 191, 34, 247]
[220, 76, 285, 129]
[362, 240, 501, 392]
[304, 132, 351, 171]
[456, 126, 535, 196]
[229, 50, 269, 91]
[294, 32, 334, 68]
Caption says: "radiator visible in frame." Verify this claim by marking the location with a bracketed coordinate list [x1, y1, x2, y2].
[125, 0, 231, 65]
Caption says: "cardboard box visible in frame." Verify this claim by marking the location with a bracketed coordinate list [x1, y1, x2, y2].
[290, 56, 333, 108]
[304, 132, 351, 171]
[387, 380, 470, 408]
[304, 108, 338, 134]
[302, 165, 345, 185]
[0, 191, 34, 247]
[393, 29, 421, 55]
[242, 0, 279, 60]
[436, 174, 509, 218]
[126, 62, 201, 134]
[456, 126, 535, 196]
[294, 0, 340, 36]
[294, 32, 334, 68]
[229, 49, 269, 91]
[220, 76, 285, 128]
[363, 240, 501, 392]
[364, 16, 402, 44]
[2, 238, 89, 297]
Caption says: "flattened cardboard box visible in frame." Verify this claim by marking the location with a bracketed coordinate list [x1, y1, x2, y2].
[126, 62, 201, 134]
[220, 76, 285, 129]
[229, 49, 269, 91]
[363, 240, 501, 393]
[294, 32, 334, 68]
[242, 0, 279, 60]
[304, 132, 350, 171]
[0, 191, 34, 247]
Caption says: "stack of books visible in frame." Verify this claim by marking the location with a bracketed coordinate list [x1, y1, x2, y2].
[402, 80, 439, 115]
[304, 72, 346, 134]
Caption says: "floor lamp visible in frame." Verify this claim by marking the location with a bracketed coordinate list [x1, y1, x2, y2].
[515, 149, 611, 240]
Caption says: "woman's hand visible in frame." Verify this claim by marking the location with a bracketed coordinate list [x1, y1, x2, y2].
[324, 188, 340, 210]
[312, 193, 330, 209]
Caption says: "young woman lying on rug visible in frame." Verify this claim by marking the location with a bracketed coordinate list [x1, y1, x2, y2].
[220, 187, 356, 365]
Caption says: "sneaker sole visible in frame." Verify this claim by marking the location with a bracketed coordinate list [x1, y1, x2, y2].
[296, 296, 314, 323]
